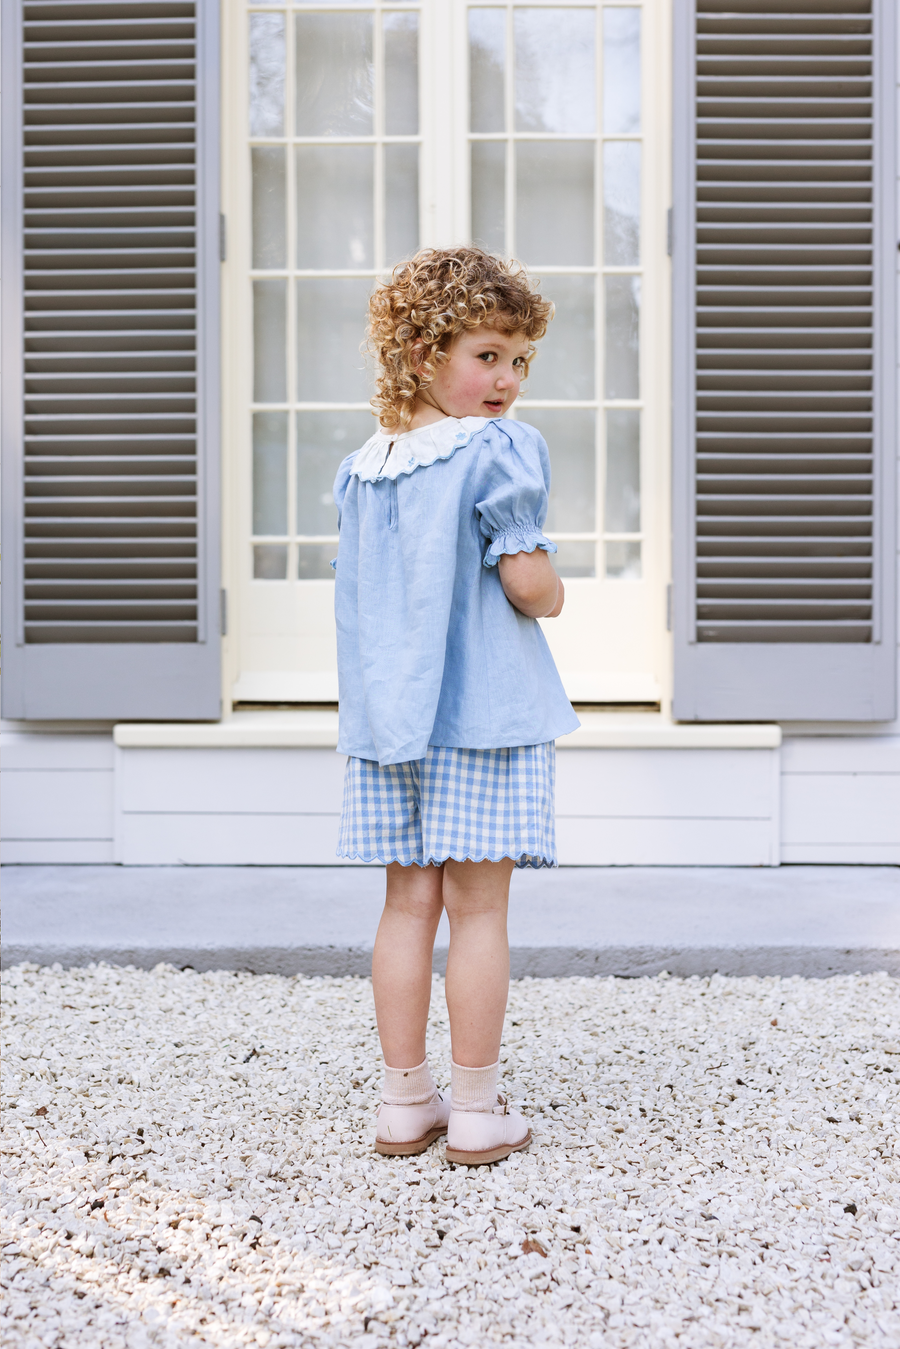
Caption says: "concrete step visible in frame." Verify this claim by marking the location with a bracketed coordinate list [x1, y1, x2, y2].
[2, 864, 898, 977]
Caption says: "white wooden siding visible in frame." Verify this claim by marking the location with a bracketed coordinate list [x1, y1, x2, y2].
[5, 728, 897, 866]
[1, 732, 114, 863]
[781, 734, 900, 863]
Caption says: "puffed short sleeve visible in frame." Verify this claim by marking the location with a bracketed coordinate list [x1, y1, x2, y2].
[331, 452, 358, 571]
[332, 452, 357, 527]
[474, 420, 558, 568]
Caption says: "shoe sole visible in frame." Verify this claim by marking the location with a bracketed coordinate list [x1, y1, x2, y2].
[374, 1124, 447, 1156]
[445, 1129, 532, 1166]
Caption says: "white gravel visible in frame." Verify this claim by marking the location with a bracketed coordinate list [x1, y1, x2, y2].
[1, 963, 898, 1349]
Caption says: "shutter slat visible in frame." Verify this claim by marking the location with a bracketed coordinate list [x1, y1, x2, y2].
[14, 0, 207, 646]
[674, 0, 896, 718]
[691, 9, 877, 633]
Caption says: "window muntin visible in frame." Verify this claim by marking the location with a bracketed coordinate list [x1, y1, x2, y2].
[469, 4, 643, 580]
[247, 3, 421, 581]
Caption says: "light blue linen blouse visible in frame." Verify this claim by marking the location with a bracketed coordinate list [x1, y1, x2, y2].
[332, 415, 580, 766]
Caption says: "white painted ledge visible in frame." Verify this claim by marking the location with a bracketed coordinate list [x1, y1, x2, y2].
[114, 711, 340, 748]
[560, 713, 781, 749]
[113, 710, 781, 750]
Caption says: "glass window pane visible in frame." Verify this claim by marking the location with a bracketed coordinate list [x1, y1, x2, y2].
[253, 411, 288, 535]
[606, 540, 641, 579]
[516, 142, 594, 265]
[253, 279, 287, 403]
[605, 408, 640, 532]
[525, 275, 594, 400]
[514, 8, 595, 134]
[521, 408, 595, 534]
[604, 275, 639, 399]
[469, 8, 505, 133]
[296, 410, 374, 535]
[296, 278, 372, 403]
[553, 540, 596, 578]
[298, 544, 339, 580]
[249, 13, 285, 136]
[471, 141, 505, 253]
[251, 147, 286, 269]
[254, 544, 288, 579]
[295, 13, 373, 136]
[384, 144, 419, 265]
[295, 145, 374, 269]
[384, 12, 419, 135]
[603, 7, 641, 133]
[603, 141, 640, 266]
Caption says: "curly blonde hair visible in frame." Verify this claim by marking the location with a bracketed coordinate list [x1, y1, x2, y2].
[367, 247, 553, 431]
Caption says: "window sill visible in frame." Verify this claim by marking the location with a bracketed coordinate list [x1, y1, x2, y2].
[113, 710, 781, 750]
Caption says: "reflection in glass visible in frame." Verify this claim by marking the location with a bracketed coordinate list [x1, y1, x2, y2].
[251, 147, 286, 269]
[298, 544, 339, 580]
[295, 145, 373, 268]
[385, 144, 419, 264]
[296, 411, 374, 535]
[471, 141, 505, 253]
[604, 275, 640, 399]
[605, 409, 640, 532]
[295, 12, 373, 136]
[296, 278, 372, 402]
[249, 13, 285, 136]
[254, 544, 288, 579]
[605, 540, 641, 579]
[514, 8, 595, 134]
[522, 409, 595, 535]
[525, 275, 594, 400]
[384, 12, 419, 135]
[552, 540, 596, 578]
[603, 7, 641, 133]
[603, 141, 640, 266]
[253, 411, 288, 535]
[469, 8, 505, 133]
[253, 280, 287, 403]
[517, 142, 594, 265]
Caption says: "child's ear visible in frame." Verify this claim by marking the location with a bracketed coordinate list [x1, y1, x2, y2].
[410, 341, 425, 369]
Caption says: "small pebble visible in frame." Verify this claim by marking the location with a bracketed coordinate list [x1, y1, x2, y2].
[1, 964, 898, 1347]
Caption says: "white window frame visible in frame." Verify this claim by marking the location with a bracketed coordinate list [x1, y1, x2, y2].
[220, 0, 673, 711]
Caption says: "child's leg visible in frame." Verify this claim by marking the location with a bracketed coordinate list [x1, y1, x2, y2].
[442, 857, 530, 1163]
[372, 861, 444, 1068]
[442, 857, 515, 1066]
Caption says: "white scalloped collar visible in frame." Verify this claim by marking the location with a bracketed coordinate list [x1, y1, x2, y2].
[351, 416, 491, 483]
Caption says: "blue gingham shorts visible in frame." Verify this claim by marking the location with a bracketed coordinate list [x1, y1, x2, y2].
[337, 742, 556, 869]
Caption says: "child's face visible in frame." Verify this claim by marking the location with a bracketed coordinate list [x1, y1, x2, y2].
[424, 325, 530, 419]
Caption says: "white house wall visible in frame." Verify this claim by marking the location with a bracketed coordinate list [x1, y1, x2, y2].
[4, 728, 897, 866]
[1, 732, 114, 864]
[781, 736, 900, 864]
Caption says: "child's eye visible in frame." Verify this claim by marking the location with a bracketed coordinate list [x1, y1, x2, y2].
[477, 351, 497, 363]
[513, 357, 526, 368]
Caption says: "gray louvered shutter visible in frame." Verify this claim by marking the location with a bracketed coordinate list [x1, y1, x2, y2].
[1, 0, 221, 720]
[672, 0, 897, 721]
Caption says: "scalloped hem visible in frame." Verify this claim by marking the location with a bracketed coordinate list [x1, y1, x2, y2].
[336, 849, 557, 870]
[483, 534, 558, 568]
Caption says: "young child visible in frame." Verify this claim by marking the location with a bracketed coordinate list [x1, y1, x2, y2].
[332, 247, 579, 1165]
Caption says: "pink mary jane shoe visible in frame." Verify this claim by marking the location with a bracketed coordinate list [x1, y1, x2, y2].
[445, 1094, 532, 1166]
[374, 1090, 451, 1156]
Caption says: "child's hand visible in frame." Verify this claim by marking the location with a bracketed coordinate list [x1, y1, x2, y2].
[498, 551, 564, 619]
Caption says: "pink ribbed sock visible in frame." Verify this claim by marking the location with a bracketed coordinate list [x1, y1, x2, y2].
[381, 1058, 437, 1106]
[451, 1060, 499, 1112]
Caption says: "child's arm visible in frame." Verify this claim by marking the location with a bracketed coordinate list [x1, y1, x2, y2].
[498, 550, 564, 619]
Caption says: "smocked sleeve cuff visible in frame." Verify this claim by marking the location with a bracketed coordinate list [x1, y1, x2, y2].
[482, 526, 558, 568]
